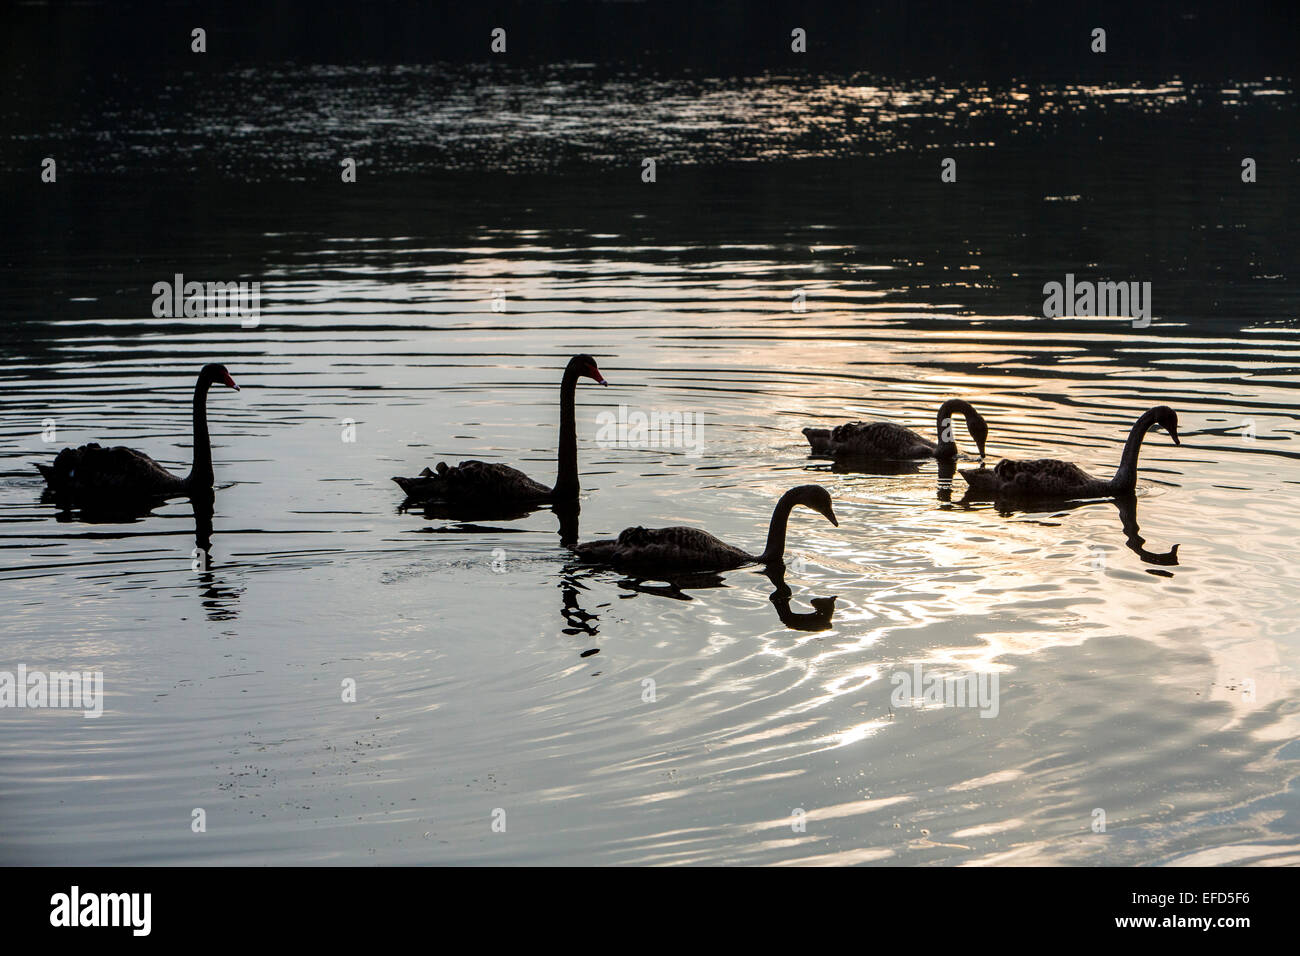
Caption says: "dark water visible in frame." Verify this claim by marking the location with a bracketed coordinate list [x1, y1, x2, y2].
[1, 66, 1298, 864]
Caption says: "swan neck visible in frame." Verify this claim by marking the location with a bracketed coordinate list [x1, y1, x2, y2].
[553, 368, 580, 499]
[758, 491, 798, 564]
[935, 399, 968, 452]
[1112, 410, 1158, 491]
[186, 378, 214, 488]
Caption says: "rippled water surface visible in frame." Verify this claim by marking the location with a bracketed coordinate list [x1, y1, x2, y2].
[2, 67, 1298, 865]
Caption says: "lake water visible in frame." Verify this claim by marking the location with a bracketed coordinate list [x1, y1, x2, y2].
[1, 67, 1298, 865]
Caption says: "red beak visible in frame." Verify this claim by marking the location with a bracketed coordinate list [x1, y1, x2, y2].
[221, 371, 240, 391]
[590, 366, 607, 386]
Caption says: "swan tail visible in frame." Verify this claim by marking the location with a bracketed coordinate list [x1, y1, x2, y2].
[393, 473, 442, 496]
[802, 427, 833, 454]
[958, 466, 1000, 496]
[390, 462, 461, 500]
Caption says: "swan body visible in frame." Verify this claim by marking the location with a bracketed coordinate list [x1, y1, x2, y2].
[36, 363, 239, 501]
[576, 525, 757, 573]
[960, 458, 1111, 500]
[960, 406, 1180, 501]
[804, 399, 988, 460]
[804, 421, 936, 459]
[392, 460, 552, 504]
[575, 484, 838, 574]
[393, 354, 606, 506]
[37, 444, 189, 498]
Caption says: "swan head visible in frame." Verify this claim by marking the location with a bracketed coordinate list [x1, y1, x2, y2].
[201, 363, 239, 391]
[792, 484, 838, 527]
[568, 354, 607, 386]
[1152, 405, 1179, 444]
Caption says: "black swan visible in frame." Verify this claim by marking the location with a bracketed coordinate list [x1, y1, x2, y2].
[393, 354, 607, 506]
[36, 363, 240, 500]
[960, 406, 1180, 501]
[574, 484, 838, 574]
[803, 399, 988, 460]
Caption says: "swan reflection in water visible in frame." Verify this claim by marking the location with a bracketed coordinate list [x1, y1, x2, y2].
[808, 452, 972, 505]
[42, 487, 243, 621]
[612, 566, 837, 632]
[950, 488, 1179, 570]
[936, 457, 958, 502]
[557, 563, 838, 643]
[559, 573, 601, 637]
[765, 564, 837, 631]
[188, 490, 243, 620]
[806, 453, 983, 481]
[398, 488, 585, 550]
[399, 499, 549, 523]
[1110, 494, 1179, 567]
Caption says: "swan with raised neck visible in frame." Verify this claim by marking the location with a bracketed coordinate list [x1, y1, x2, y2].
[35, 363, 240, 501]
[959, 406, 1180, 501]
[392, 354, 607, 508]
